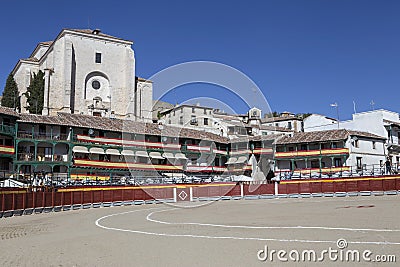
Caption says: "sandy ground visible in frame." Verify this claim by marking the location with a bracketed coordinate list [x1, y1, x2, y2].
[0, 195, 399, 267]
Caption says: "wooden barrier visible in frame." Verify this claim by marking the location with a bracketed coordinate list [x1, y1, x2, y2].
[1, 178, 399, 213]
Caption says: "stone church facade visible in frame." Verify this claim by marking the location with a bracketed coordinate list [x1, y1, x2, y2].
[12, 29, 152, 122]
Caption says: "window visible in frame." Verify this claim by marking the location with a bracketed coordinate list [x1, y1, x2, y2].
[331, 142, 337, 149]
[398, 132, 400, 145]
[300, 144, 307, 151]
[179, 116, 183, 125]
[181, 108, 183, 113]
[204, 109, 207, 115]
[311, 160, 319, 168]
[95, 52, 102, 63]
[356, 157, 362, 170]
[334, 158, 342, 167]
[190, 115, 197, 125]
[275, 123, 279, 127]
[192, 107, 195, 113]
[288, 146, 294, 151]
[92, 80, 101, 89]
[204, 118, 209, 125]
[372, 141, 376, 149]
[354, 139, 359, 148]
[173, 110, 175, 116]
[287, 122, 292, 129]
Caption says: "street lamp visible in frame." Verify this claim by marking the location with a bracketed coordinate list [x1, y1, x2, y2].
[330, 102, 340, 129]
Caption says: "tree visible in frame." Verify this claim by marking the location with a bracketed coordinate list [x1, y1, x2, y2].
[1, 73, 20, 111]
[24, 70, 45, 114]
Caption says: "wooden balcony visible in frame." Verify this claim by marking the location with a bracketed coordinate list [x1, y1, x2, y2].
[73, 158, 183, 171]
[275, 148, 349, 159]
[75, 134, 181, 150]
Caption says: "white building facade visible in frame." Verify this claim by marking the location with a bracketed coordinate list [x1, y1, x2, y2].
[303, 109, 400, 164]
[12, 29, 152, 122]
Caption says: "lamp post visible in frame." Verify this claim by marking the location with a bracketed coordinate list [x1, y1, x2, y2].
[330, 102, 339, 129]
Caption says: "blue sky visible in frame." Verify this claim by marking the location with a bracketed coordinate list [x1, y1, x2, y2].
[0, 0, 399, 119]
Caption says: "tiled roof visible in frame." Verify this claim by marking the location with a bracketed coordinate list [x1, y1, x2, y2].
[66, 29, 133, 43]
[230, 134, 283, 143]
[0, 106, 19, 117]
[261, 116, 302, 123]
[17, 113, 229, 143]
[259, 125, 293, 132]
[276, 129, 385, 145]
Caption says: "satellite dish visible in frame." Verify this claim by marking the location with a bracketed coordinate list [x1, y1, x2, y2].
[88, 129, 94, 135]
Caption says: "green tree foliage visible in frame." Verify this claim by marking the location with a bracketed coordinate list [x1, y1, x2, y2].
[24, 70, 45, 114]
[1, 73, 20, 111]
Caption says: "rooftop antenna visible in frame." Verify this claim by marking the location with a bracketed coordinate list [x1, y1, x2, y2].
[353, 100, 357, 114]
[370, 100, 375, 111]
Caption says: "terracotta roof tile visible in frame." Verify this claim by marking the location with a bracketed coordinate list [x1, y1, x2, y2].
[17, 113, 229, 143]
[0, 106, 19, 117]
[276, 129, 385, 145]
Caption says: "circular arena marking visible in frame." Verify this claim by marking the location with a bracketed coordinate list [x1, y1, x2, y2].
[95, 207, 400, 246]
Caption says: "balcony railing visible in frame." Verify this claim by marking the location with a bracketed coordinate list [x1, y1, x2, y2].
[276, 163, 400, 180]
[17, 131, 69, 141]
[73, 158, 184, 171]
[0, 123, 15, 135]
[17, 153, 68, 162]
[275, 148, 349, 158]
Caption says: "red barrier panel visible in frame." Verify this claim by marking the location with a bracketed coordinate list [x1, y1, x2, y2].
[103, 190, 113, 202]
[92, 191, 102, 203]
[35, 192, 44, 208]
[345, 181, 358, 192]
[209, 186, 222, 197]
[82, 191, 92, 204]
[310, 182, 322, 193]
[321, 182, 334, 193]
[333, 182, 346, 192]
[3, 194, 13, 211]
[278, 184, 287, 194]
[369, 179, 384, 191]
[54, 192, 62, 206]
[299, 182, 311, 194]
[286, 183, 300, 194]
[226, 184, 241, 196]
[396, 179, 400, 190]
[44, 192, 53, 207]
[259, 184, 274, 195]
[113, 190, 123, 202]
[133, 189, 145, 200]
[357, 180, 370, 191]
[72, 191, 82, 205]
[382, 179, 395, 191]
[63, 192, 72, 206]
[194, 186, 209, 198]
[14, 193, 24, 210]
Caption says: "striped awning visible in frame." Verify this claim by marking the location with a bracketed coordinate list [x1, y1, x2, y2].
[121, 149, 135, 156]
[162, 152, 175, 158]
[149, 151, 164, 159]
[106, 148, 120, 155]
[175, 153, 188, 159]
[72, 146, 89, 153]
[89, 147, 105, 154]
[225, 157, 237, 164]
[135, 151, 149, 157]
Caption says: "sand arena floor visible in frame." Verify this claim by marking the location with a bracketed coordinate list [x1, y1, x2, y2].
[0, 195, 399, 266]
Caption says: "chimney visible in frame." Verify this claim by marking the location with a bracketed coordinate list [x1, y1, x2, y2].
[92, 29, 101, 35]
